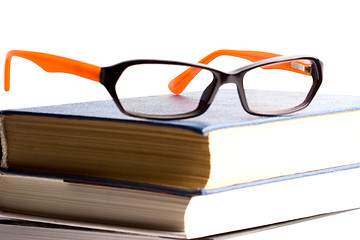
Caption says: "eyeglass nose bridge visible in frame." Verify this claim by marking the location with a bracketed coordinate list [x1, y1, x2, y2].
[218, 71, 245, 87]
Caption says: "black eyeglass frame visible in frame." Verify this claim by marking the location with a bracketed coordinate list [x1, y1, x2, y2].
[99, 55, 323, 120]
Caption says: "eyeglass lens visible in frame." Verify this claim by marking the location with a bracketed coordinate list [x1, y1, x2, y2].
[243, 59, 314, 115]
[115, 64, 214, 116]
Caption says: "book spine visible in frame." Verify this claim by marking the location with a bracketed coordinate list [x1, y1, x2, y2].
[0, 116, 8, 168]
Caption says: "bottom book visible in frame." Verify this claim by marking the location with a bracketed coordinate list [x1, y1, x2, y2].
[1, 209, 360, 240]
[1, 164, 360, 239]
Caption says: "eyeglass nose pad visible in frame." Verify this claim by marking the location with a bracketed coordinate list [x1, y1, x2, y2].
[200, 81, 217, 103]
[236, 85, 249, 109]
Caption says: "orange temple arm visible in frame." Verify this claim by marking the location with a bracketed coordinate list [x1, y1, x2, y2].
[168, 50, 311, 95]
[4, 50, 101, 91]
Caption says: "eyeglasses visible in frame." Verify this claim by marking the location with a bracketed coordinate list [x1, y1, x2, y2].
[4, 50, 323, 120]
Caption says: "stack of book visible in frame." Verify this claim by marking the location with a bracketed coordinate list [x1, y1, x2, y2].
[1, 89, 360, 239]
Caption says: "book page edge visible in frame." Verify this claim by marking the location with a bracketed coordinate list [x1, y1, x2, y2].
[0, 116, 8, 169]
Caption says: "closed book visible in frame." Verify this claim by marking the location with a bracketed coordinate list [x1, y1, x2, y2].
[1, 163, 360, 239]
[1, 89, 360, 190]
[1, 208, 359, 240]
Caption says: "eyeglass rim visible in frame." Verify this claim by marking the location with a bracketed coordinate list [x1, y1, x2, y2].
[99, 59, 222, 120]
[236, 55, 323, 117]
[100, 56, 323, 120]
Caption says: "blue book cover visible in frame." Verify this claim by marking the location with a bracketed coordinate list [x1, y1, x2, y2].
[2, 89, 360, 135]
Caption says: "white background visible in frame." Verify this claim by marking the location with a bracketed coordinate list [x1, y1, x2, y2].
[1, 0, 360, 239]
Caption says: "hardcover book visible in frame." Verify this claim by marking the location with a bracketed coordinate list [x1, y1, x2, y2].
[1, 209, 358, 240]
[1, 165, 360, 239]
[1, 89, 360, 190]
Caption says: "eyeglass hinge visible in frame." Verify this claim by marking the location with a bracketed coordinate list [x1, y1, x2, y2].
[291, 62, 312, 73]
